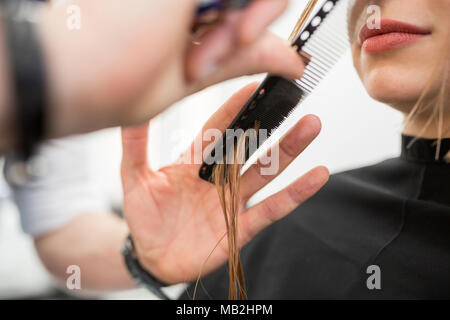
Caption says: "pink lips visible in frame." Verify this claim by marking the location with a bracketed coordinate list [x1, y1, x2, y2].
[359, 19, 431, 53]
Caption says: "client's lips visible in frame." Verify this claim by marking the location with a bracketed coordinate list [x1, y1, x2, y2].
[359, 19, 431, 53]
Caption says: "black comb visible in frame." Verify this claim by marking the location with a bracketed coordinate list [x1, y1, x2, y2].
[199, 0, 349, 182]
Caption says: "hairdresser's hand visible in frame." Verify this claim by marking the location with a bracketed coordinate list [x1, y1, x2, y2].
[121, 83, 329, 284]
[38, 0, 304, 139]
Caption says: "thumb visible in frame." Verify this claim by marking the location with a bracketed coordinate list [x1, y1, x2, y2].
[191, 32, 305, 89]
[220, 32, 305, 80]
[121, 122, 150, 174]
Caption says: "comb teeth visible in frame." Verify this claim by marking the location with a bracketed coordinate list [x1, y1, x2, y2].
[295, 0, 349, 96]
[199, 0, 349, 182]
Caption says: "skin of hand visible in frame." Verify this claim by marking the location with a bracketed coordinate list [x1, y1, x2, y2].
[36, 0, 305, 140]
[120, 83, 330, 285]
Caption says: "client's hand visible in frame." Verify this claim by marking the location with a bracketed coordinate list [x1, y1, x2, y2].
[120, 83, 329, 284]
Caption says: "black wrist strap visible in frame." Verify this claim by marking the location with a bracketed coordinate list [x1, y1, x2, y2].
[2, 0, 47, 159]
[122, 234, 171, 300]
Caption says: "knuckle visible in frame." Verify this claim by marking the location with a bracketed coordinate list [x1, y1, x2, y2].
[279, 139, 299, 158]
[260, 196, 280, 224]
[286, 184, 306, 205]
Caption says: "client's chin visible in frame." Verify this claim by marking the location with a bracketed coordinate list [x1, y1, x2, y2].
[362, 71, 429, 112]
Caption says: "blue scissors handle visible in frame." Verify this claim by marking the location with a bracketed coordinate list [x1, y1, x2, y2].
[196, 0, 251, 17]
[196, 1, 224, 15]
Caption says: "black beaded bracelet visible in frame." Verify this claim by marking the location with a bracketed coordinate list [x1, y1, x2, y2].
[1, 0, 47, 159]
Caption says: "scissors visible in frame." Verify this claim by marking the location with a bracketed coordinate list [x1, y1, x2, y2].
[196, 0, 251, 15]
[194, 0, 252, 32]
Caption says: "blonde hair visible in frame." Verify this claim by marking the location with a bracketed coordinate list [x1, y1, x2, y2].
[403, 33, 450, 161]
[211, 145, 246, 300]
[210, 123, 260, 300]
[193, 127, 256, 300]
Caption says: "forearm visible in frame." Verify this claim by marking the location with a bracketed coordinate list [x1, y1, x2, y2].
[35, 212, 135, 291]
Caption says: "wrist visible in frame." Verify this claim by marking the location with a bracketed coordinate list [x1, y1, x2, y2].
[135, 250, 172, 286]
[122, 234, 171, 299]
[131, 236, 182, 286]
[131, 236, 171, 285]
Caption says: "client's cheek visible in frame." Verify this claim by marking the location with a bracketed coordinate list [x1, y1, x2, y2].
[350, 45, 364, 80]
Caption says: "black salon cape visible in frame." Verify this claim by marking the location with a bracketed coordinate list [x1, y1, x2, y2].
[180, 135, 450, 300]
